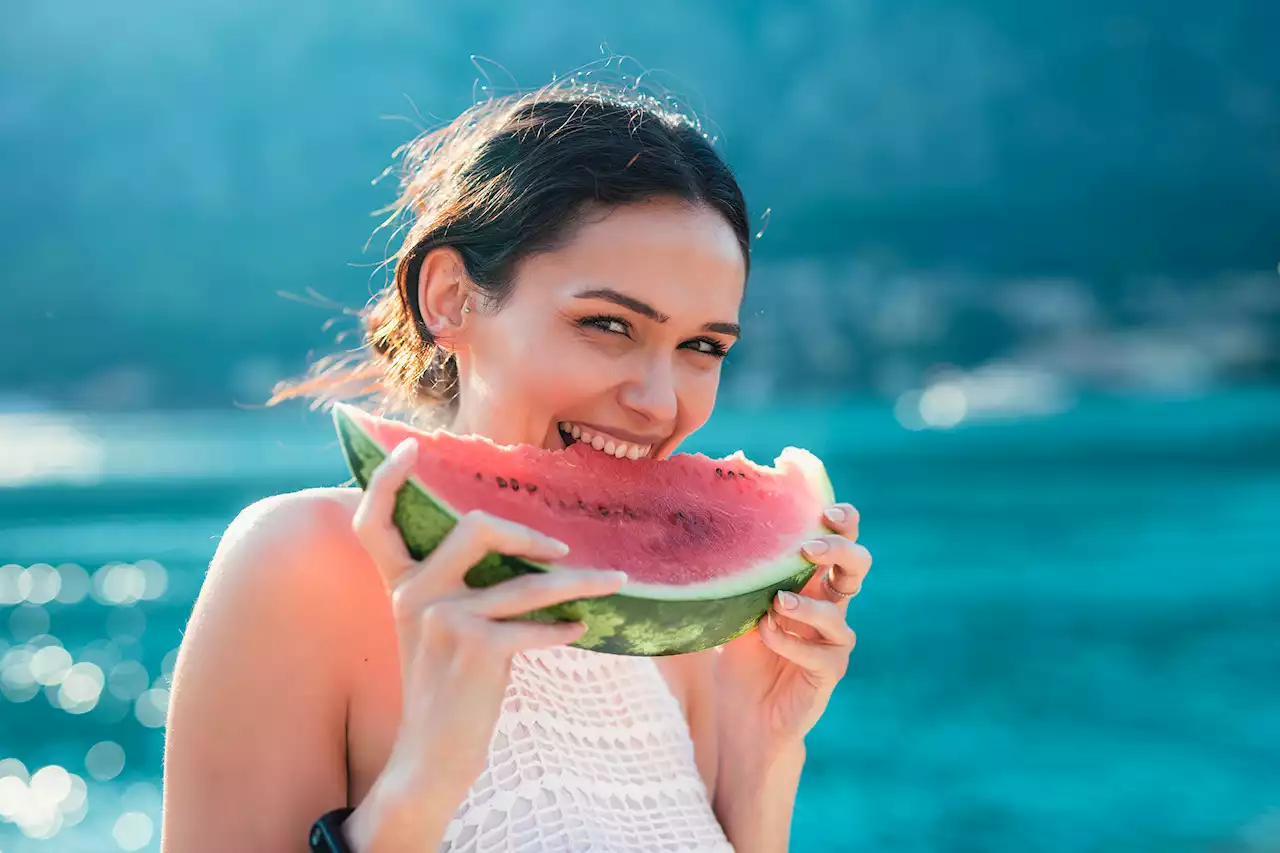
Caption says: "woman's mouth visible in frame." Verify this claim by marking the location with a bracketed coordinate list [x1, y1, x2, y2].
[557, 421, 654, 460]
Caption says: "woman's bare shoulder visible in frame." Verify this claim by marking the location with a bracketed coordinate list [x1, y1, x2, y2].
[162, 486, 385, 852]
[207, 485, 386, 623]
[222, 486, 362, 551]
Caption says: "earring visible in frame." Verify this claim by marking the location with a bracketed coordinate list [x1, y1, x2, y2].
[462, 302, 472, 314]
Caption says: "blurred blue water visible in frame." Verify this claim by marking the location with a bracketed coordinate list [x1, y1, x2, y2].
[1, 392, 1278, 852]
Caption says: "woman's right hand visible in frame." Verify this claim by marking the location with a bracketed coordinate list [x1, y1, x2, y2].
[343, 437, 626, 851]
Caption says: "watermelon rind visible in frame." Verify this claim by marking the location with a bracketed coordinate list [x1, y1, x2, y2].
[330, 402, 833, 657]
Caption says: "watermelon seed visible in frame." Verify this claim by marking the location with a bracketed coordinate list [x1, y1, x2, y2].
[727, 471, 736, 479]
[526, 484, 537, 493]
[578, 499, 587, 510]
[511, 478, 519, 491]
[599, 507, 609, 517]
[624, 507, 635, 518]
[715, 467, 723, 478]
[475, 472, 482, 480]
[496, 477, 508, 488]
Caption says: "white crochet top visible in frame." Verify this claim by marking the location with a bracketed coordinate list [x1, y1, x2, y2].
[440, 645, 736, 852]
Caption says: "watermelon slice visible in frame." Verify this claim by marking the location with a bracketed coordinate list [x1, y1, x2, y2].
[331, 402, 835, 656]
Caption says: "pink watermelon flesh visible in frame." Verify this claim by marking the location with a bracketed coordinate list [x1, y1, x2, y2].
[355, 414, 825, 586]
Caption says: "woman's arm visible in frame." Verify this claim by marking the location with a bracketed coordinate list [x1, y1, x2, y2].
[161, 490, 362, 853]
[712, 729, 805, 853]
[678, 649, 806, 852]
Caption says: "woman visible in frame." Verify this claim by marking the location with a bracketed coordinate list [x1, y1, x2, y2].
[160, 81, 872, 852]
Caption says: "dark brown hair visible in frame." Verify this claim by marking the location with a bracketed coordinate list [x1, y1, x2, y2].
[269, 80, 750, 423]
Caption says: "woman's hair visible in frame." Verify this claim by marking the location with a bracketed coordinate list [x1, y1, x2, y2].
[268, 79, 750, 422]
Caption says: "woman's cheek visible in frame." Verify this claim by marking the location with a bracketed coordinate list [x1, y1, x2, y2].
[678, 365, 720, 431]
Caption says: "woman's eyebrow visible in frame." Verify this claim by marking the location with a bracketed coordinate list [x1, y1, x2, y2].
[703, 322, 740, 338]
[574, 288, 669, 323]
[574, 288, 740, 338]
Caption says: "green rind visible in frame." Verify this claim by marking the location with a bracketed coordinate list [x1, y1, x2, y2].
[333, 404, 825, 657]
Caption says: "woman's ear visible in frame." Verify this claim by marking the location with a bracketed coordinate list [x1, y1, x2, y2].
[416, 246, 473, 352]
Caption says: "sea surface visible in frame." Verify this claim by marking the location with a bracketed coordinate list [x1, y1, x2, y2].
[1, 392, 1278, 852]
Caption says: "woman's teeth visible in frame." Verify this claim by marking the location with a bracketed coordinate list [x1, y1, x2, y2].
[558, 422, 651, 460]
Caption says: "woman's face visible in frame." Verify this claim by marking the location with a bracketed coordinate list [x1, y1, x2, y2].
[446, 198, 746, 460]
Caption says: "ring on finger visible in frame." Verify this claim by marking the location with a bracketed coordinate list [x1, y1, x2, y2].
[822, 567, 858, 599]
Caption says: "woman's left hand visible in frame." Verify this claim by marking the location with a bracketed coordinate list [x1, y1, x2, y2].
[715, 503, 871, 747]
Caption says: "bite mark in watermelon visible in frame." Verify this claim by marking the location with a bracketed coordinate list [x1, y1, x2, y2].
[331, 402, 835, 656]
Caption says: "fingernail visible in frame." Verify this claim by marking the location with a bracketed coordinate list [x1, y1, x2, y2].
[824, 507, 846, 524]
[775, 590, 800, 610]
[601, 570, 627, 584]
[545, 538, 570, 555]
[392, 438, 417, 461]
[802, 539, 829, 556]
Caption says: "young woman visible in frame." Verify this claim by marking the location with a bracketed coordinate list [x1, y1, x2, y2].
[160, 82, 872, 852]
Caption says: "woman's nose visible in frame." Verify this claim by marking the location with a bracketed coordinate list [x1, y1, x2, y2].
[618, 360, 678, 425]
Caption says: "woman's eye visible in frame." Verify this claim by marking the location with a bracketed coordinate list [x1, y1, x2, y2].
[684, 337, 729, 358]
[581, 315, 632, 337]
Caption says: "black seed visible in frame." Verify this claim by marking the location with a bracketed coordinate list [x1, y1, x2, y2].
[675, 511, 687, 521]
[727, 470, 736, 479]
[510, 478, 519, 491]
[527, 484, 537, 494]
[624, 507, 635, 519]
[578, 499, 587, 510]
[715, 467, 723, 478]
[475, 472, 482, 480]
[496, 477, 507, 488]
[599, 507, 609, 517]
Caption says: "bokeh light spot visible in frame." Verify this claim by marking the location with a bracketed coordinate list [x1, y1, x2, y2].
[0, 758, 30, 783]
[0, 773, 28, 821]
[919, 382, 968, 428]
[30, 764, 72, 805]
[108, 660, 150, 701]
[136, 559, 169, 601]
[8, 604, 51, 642]
[95, 563, 147, 607]
[135, 687, 170, 728]
[57, 662, 105, 714]
[122, 780, 162, 815]
[54, 563, 91, 604]
[113, 811, 154, 851]
[23, 563, 62, 605]
[0, 564, 23, 605]
[161, 647, 180, 682]
[86, 741, 126, 781]
[1, 646, 39, 703]
[30, 645, 73, 686]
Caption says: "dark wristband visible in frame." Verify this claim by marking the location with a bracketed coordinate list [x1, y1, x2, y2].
[309, 807, 356, 852]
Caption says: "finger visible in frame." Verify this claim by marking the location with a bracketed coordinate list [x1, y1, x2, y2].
[758, 612, 851, 680]
[491, 618, 590, 654]
[467, 569, 628, 620]
[800, 537, 872, 605]
[821, 503, 859, 540]
[352, 438, 420, 584]
[393, 510, 569, 606]
[772, 591, 856, 647]
[416, 605, 586, 666]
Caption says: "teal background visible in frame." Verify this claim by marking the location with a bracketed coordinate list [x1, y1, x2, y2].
[2, 1, 1279, 851]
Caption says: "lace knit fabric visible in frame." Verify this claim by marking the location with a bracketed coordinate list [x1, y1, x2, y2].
[440, 645, 735, 852]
